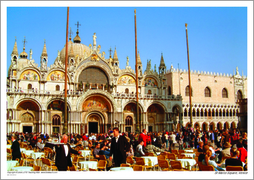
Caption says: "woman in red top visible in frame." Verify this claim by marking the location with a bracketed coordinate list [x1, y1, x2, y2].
[237, 140, 247, 163]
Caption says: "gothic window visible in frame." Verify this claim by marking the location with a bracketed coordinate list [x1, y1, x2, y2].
[52, 115, 61, 125]
[148, 90, 152, 94]
[56, 85, 60, 91]
[125, 116, 133, 125]
[204, 87, 211, 97]
[168, 86, 172, 95]
[125, 88, 129, 94]
[222, 88, 228, 98]
[185, 85, 193, 96]
[184, 108, 187, 117]
[237, 90, 242, 100]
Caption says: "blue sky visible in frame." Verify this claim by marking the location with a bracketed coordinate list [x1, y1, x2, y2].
[5, 4, 249, 77]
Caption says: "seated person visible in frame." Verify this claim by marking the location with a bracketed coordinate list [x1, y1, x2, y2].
[198, 145, 210, 162]
[93, 142, 101, 160]
[36, 137, 45, 150]
[134, 140, 145, 157]
[225, 147, 244, 167]
[99, 144, 110, 159]
[197, 141, 204, 152]
[202, 149, 225, 171]
[144, 140, 165, 155]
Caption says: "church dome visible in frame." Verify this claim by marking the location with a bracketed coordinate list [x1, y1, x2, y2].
[20, 51, 28, 58]
[55, 40, 90, 64]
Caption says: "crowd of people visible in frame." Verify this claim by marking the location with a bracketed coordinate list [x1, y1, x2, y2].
[7, 126, 248, 171]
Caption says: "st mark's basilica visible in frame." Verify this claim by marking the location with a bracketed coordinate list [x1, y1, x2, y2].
[6, 26, 247, 135]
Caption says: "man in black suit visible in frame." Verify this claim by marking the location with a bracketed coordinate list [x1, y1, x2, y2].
[11, 135, 21, 160]
[109, 127, 130, 167]
[55, 134, 81, 171]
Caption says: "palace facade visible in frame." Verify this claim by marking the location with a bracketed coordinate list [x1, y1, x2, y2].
[6, 29, 182, 135]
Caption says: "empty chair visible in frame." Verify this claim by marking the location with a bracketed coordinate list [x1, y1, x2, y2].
[126, 156, 135, 166]
[133, 165, 144, 171]
[226, 166, 243, 171]
[97, 160, 107, 171]
[167, 153, 176, 160]
[170, 160, 186, 171]
[68, 165, 77, 171]
[33, 165, 41, 171]
[135, 157, 153, 171]
[157, 155, 166, 161]
[171, 150, 178, 155]
[158, 160, 171, 171]
[198, 163, 215, 171]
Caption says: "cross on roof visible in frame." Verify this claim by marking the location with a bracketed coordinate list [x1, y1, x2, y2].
[44, 39, 46, 44]
[109, 47, 112, 58]
[22, 36, 27, 49]
[69, 27, 73, 39]
[75, 21, 81, 30]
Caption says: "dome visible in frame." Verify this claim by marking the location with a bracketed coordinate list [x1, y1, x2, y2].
[20, 51, 28, 58]
[55, 40, 90, 64]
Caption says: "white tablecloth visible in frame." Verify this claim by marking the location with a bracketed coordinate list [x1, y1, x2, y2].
[79, 161, 97, 171]
[23, 150, 35, 157]
[11, 166, 34, 171]
[177, 159, 196, 170]
[142, 156, 158, 166]
[7, 145, 12, 149]
[110, 167, 133, 171]
[184, 149, 194, 153]
[80, 150, 91, 160]
[181, 153, 195, 158]
[7, 160, 18, 171]
[33, 152, 45, 159]
[20, 148, 26, 152]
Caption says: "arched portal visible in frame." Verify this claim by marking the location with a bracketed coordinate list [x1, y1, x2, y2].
[147, 104, 165, 132]
[16, 100, 40, 133]
[209, 122, 215, 131]
[224, 122, 229, 130]
[217, 122, 222, 131]
[231, 121, 236, 129]
[194, 122, 200, 130]
[123, 102, 142, 132]
[202, 122, 208, 132]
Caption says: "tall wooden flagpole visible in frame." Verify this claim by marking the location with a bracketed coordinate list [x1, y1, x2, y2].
[185, 23, 193, 127]
[63, 7, 69, 134]
[134, 9, 140, 133]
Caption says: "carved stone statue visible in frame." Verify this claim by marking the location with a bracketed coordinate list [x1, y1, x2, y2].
[126, 56, 129, 66]
[236, 66, 239, 75]
[29, 49, 33, 60]
[93, 33, 97, 48]
[154, 64, 157, 72]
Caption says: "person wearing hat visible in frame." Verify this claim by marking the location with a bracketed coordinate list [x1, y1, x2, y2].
[221, 142, 231, 163]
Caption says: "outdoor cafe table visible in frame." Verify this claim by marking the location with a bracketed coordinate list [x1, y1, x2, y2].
[6, 145, 12, 149]
[177, 159, 196, 170]
[79, 150, 91, 160]
[110, 167, 133, 171]
[7, 160, 18, 171]
[11, 166, 34, 171]
[181, 153, 195, 158]
[23, 150, 35, 157]
[20, 148, 26, 152]
[184, 149, 194, 153]
[142, 156, 158, 166]
[79, 161, 97, 171]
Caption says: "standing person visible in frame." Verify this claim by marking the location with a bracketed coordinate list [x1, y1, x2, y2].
[55, 134, 81, 171]
[109, 127, 130, 167]
[230, 129, 239, 147]
[138, 129, 148, 147]
[11, 135, 21, 161]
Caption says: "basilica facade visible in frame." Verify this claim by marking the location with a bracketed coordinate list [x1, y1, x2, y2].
[6, 29, 182, 135]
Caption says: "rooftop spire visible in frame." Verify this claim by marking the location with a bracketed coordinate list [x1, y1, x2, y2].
[41, 39, 48, 56]
[69, 27, 73, 41]
[11, 37, 18, 55]
[20, 36, 28, 58]
[109, 47, 112, 58]
[160, 53, 165, 66]
[22, 36, 27, 52]
[113, 47, 118, 61]
[137, 51, 142, 64]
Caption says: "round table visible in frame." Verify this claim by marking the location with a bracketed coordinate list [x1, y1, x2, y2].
[6, 145, 12, 149]
[142, 156, 158, 166]
[110, 167, 133, 171]
[11, 166, 34, 171]
[7, 160, 18, 171]
[184, 149, 194, 153]
[33, 152, 45, 159]
[181, 153, 195, 158]
[177, 159, 196, 170]
[80, 150, 91, 160]
[23, 150, 34, 157]
[79, 161, 97, 171]
[20, 148, 26, 152]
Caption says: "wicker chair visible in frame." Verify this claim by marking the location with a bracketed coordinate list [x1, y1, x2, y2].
[158, 160, 171, 171]
[120, 163, 131, 167]
[226, 166, 243, 171]
[99, 155, 106, 160]
[157, 155, 166, 161]
[171, 149, 178, 155]
[198, 163, 215, 171]
[34, 165, 42, 171]
[167, 153, 177, 160]
[68, 165, 77, 171]
[97, 160, 107, 171]
[126, 156, 135, 166]
[170, 160, 187, 171]
[145, 152, 155, 156]
[135, 157, 153, 171]
[133, 165, 144, 171]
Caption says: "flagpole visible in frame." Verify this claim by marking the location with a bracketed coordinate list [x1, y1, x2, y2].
[63, 7, 69, 134]
[134, 9, 140, 133]
[185, 23, 193, 127]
